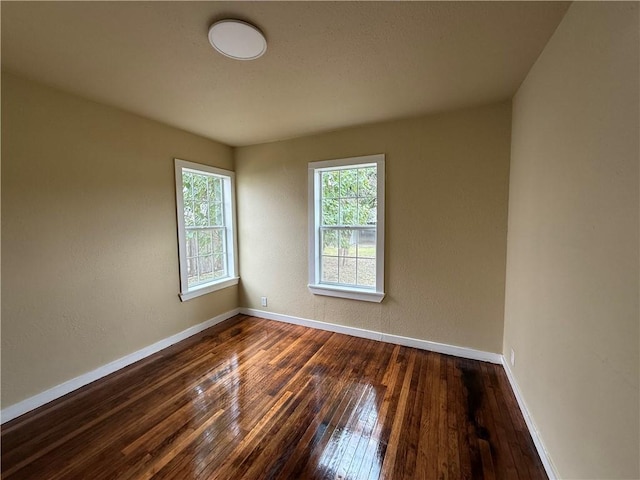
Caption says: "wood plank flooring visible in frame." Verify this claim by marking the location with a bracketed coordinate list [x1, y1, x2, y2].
[1, 315, 547, 479]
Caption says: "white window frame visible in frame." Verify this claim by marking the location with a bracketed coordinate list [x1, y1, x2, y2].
[308, 154, 385, 303]
[175, 159, 239, 301]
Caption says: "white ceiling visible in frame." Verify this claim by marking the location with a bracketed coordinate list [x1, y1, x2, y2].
[1, 1, 569, 147]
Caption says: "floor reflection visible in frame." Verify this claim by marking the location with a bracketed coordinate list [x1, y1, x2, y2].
[316, 383, 383, 480]
[191, 353, 241, 475]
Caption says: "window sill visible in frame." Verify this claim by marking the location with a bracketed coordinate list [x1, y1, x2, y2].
[308, 284, 385, 303]
[179, 277, 240, 302]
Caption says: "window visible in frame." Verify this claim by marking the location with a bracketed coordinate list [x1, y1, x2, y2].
[308, 154, 385, 302]
[175, 159, 238, 301]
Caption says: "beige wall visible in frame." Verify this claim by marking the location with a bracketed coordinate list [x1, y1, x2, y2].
[1, 73, 237, 407]
[236, 103, 511, 353]
[504, 2, 639, 479]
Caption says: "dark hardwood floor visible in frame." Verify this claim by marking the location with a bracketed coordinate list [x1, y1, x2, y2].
[1, 315, 547, 479]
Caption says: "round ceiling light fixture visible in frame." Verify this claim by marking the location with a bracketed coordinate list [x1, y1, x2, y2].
[208, 19, 267, 60]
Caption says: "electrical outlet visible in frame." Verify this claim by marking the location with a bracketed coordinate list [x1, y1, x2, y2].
[510, 348, 515, 367]
[261, 296, 268, 307]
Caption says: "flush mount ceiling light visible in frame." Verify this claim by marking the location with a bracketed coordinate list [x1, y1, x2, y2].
[208, 19, 267, 60]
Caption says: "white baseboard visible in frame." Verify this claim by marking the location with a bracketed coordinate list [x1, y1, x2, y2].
[381, 332, 503, 364]
[240, 308, 502, 364]
[502, 360, 558, 480]
[0, 308, 241, 424]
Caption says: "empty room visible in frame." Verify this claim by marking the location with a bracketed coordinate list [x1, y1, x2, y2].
[1, 1, 638, 479]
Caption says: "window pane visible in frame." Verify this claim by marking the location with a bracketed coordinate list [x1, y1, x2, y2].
[186, 230, 197, 257]
[206, 176, 216, 201]
[182, 172, 194, 200]
[213, 254, 227, 278]
[187, 257, 199, 285]
[198, 231, 212, 255]
[339, 198, 357, 225]
[340, 169, 357, 197]
[208, 202, 218, 226]
[322, 171, 340, 198]
[215, 178, 224, 202]
[194, 202, 208, 227]
[321, 229, 338, 256]
[216, 205, 224, 226]
[212, 228, 225, 254]
[339, 257, 356, 285]
[321, 198, 339, 226]
[184, 202, 195, 227]
[356, 230, 376, 258]
[357, 167, 377, 197]
[193, 174, 208, 201]
[321, 256, 338, 283]
[209, 202, 224, 226]
[357, 197, 376, 225]
[198, 255, 214, 282]
[339, 229, 356, 257]
[357, 259, 376, 287]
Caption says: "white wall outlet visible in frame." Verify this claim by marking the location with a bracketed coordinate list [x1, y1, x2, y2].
[510, 348, 515, 367]
[261, 296, 268, 307]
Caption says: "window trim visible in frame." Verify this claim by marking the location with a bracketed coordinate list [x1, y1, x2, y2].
[175, 159, 239, 301]
[307, 154, 385, 303]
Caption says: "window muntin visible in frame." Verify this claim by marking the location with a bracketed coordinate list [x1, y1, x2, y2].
[308, 154, 385, 303]
[175, 159, 238, 301]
